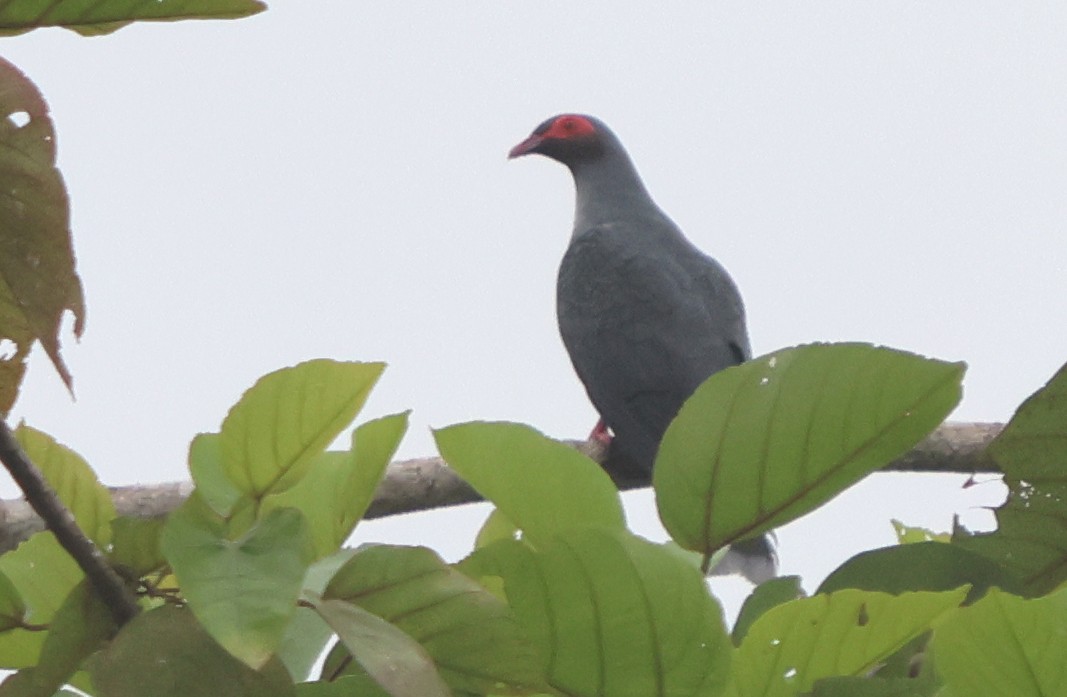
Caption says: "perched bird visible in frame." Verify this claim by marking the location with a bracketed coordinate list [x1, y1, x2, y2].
[509, 114, 776, 582]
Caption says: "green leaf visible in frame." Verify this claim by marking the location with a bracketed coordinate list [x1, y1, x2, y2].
[0, 570, 27, 634]
[865, 633, 933, 683]
[655, 343, 964, 558]
[727, 587, 968, 697]
[803, 676, 935, 696]
[343, 412, 409, 527]
[464, 528, 732, 697]
[0, 533, 83, 669]
[160, 494, 313, 669]
[0, 0, 265, 36]
[434, 422, 625, 547]
[274, 550, 357, 683]
[475, 508, 520, 550]
[189, 433, 241, 516]
[262, 412, 408, 559]
[14, 424, 114, 545]
[0, 581, 114, 697]
[274, 609, 331, 684]
[817, 542, 1022, 602]
[317, 640, 395, 694]
[932, 587, 1067, 697]
[323, 544, 544, 695]
[108, 516, 166, 578]
[954, 360, 1067, 595]
[0, 57, 84, 407]
[89, 605, 295, 697]
[732, 575, 804, 645]
[892, 520, 950, 544]
[987, 360, 1067, 478]
[296, 676, 390, 697]
[260, 451, 357, 559]
[221, 359, 385, 499]
[307, 593, 450, 697]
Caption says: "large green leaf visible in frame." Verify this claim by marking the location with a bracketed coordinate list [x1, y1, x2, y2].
[343, 412, 409, 527]
[323, 544, 544, 695]
[14, 424, 115, 544]
[817, 542, 1022, 602]
[932, 587, 1067, 697]
[307, 594, 450, 697]
[434, 421, 625, 547]
[732, 576, 804, 645]
[0, 571, 26, 635]
[189, 432, 242, 516]
[274, 610, 331, 684]
[0, 533, 83, 669]
[0, 581, 113, 697]
[160, 494, 313, 669]
[108, 517, 166, 578]
[89, 606, 294, 697]
[475, 507, 520, 550]
[803, 676, 935, 696]
[221, 359, 385, 499]
[0, 0, 265, 36]
[260, 451, 357, 559]
[275, 551, 356, 683]
[296, 676, 390, 697]
[655, 343, 964, 558]
[0, 58, 84, 410]
[727, 587, 967, 697]
[462, 528, 732, 697]
[954, 360, 1067, 595]
[262, 412, 408, 559]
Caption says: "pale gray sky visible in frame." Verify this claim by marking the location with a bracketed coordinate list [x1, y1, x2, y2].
[4, 3, 1065, 614]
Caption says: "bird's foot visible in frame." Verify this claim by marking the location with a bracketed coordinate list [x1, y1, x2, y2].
[589, 419, 613, 446]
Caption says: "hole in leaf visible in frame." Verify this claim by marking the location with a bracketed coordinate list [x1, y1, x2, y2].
[6, 111, 30, 128]
[783, 667, 797, 680]
[857, 603, 869, 626]
[0, 339, 17, 360]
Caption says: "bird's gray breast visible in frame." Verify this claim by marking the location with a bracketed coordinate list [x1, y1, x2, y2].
[556, 222, 749, 469]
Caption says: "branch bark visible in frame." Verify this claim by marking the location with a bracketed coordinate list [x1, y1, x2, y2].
[0, 421, 1002, 554]
[0, 420, 140, 626]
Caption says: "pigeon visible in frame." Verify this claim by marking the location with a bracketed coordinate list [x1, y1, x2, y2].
[509, 114, 776, 582]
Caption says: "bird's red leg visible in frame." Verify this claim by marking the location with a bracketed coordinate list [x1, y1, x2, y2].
[589, 418, 612, 445]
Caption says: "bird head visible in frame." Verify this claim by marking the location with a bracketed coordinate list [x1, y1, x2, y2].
[508, 114, 608, 166]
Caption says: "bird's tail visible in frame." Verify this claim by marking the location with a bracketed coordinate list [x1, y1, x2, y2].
[708, 534, 779, 585]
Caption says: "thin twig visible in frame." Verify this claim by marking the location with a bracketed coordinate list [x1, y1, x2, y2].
[0, 420, 140, 626]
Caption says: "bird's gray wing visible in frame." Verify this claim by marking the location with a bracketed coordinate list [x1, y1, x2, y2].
[558, 224, 749, 472]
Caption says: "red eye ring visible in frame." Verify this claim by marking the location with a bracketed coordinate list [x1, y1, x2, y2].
[545, 115, 596, 140]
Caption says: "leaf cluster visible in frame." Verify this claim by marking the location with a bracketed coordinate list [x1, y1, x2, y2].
[0, 343, 1060, 697]
[2, 5, 1067, 696]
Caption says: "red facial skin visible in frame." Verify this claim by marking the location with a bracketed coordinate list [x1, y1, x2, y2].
[508, 115, 597, 159]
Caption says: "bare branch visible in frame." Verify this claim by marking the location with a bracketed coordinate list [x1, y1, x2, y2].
[0, 421, 1002, 554]
[0, 420, 140, 626]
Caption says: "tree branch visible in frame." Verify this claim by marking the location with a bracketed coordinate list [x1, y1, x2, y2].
[0, 421, 1002, 554]
[0, 420, 140, 626]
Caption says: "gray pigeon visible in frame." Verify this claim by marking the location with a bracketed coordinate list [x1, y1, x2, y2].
[509, 114, 776, 582]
